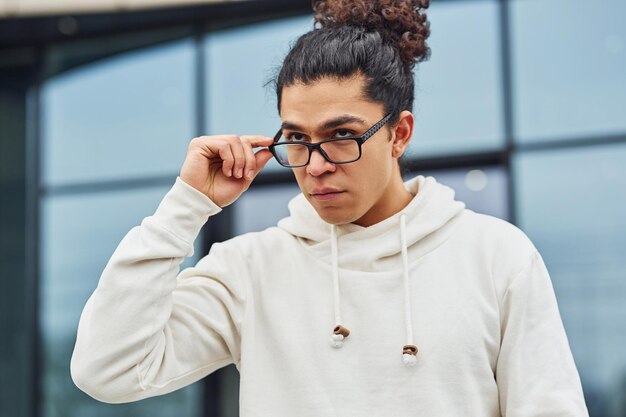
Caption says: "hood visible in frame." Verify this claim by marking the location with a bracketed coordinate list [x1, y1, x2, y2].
[276, 174, 466, 367]
[277, 174, 466, 270]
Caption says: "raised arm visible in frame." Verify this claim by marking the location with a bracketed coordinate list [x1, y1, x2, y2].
[71, 177, 242, 402]
[71, 133, 274, 403]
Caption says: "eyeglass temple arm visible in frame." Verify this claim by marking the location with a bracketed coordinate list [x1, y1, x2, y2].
[361, 113, 393, 142]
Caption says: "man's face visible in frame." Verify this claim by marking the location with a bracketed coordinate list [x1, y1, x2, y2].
[279, 74, 400, 225]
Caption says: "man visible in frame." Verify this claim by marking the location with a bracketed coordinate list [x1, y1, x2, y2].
[71, 1, 589, 415]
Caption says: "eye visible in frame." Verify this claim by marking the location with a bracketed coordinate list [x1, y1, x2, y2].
[334, 129, 354, 138]
[285, 132, 308, 142]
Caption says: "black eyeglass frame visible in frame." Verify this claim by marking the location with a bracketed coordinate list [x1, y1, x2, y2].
[268, 112, 393, 168]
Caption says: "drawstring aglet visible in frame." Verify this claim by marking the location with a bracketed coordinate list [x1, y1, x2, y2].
[402, 344, 418, 366]
[330, 325, 350, 348]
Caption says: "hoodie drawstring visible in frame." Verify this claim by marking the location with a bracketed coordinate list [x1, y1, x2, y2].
[328, 214, 418, 367]
[400, 213, 418, 366]
[329, 224, 350, 347]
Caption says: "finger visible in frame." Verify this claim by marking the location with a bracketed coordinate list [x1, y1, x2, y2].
[252, 149, 274, 176]
[240, 139, 257, 180]
[227, 138, 246, 179]
[240, 135, 274, 149]
[242, 150, 274, 187]
[217, 141, 235, 177]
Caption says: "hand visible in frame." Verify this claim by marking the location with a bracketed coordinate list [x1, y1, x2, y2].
[179, 135, 275, 207]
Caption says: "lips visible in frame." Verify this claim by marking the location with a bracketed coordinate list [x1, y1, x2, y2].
[310, 187, 344, 195]
[310, 188, 345, 201]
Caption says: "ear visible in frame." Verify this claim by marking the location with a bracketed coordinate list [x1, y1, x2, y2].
[390, 110, 414, 158]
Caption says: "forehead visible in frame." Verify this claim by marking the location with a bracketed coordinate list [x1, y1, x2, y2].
[279, 75, 383, 127]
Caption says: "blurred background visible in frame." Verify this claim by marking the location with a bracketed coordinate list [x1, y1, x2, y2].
[1, 0, 625, 416]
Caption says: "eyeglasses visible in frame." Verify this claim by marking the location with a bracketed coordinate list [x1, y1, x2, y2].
[268, 113, 393, 168]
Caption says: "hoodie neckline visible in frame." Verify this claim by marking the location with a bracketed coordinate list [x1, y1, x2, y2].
[276, 174, 466, 367]
[277, 175, 466, 272]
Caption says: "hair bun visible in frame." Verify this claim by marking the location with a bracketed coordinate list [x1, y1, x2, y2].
[313, 0, 431, 67]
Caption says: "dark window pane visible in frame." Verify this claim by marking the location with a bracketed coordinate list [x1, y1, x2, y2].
[233, 184, 301, 235]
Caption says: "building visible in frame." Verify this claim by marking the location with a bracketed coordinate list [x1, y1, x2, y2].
[1, 1, 625, 416]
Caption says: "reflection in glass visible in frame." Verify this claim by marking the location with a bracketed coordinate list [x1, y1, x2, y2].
[407, 167, 509, 221]
[42, 38, 194, 186]
[511, 0, 626, 142]
[514, 143, 626, 416]
[41, 185, 201, 417]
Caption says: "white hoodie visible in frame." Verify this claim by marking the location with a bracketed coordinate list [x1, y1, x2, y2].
[71, 174, 589, 416]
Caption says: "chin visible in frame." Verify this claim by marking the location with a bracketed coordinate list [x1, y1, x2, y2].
[314, 206, 358, 225]
[305, 194, 361, 225]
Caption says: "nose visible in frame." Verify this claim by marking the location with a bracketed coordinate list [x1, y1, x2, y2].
[306, 148, 336, 176]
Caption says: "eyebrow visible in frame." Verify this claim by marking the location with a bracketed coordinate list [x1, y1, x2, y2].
[280, 114, 368, 133]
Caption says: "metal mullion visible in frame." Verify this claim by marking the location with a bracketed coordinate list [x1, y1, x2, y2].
[40, 174, 181, 197]
[195, 22, 230, 417]
[514, 133, 626, 153]
[27, 45, 45, 417]
[498, 0, 517, 225]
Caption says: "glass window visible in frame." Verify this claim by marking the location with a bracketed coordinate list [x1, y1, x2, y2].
[511, 0, 626, 142]
[407, 0, 504, 158]
[513, 143, 626, 416]
[233, 184, 301, 235]
[408, 166, 509, 221]
[41, 38, 195, 187]
[205, 16, 313, 173]
[40, 185, 202, 417]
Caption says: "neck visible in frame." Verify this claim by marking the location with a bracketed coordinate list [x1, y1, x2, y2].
[353, 176, 415, 228]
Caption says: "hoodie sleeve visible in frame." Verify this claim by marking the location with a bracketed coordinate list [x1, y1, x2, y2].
[70, 176, 248, 404]
[496, 250, 589, 417]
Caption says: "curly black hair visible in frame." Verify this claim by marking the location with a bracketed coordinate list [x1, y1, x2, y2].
[271, 0, 432, 130]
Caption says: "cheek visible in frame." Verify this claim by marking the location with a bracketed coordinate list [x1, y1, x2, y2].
[292, 168, 307, 186]
[351, 148, 393, 194]
[361, 140, 393, 174]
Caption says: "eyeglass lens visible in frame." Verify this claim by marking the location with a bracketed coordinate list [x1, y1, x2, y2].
[273, 137, 360, 167]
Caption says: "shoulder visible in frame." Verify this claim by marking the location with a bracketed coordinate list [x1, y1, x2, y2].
[455, 208, 540, 293]
[465, 208, 534, 242]
[457, 208, 536, 250]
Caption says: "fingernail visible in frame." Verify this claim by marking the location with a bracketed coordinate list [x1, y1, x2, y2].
[228, 169, 232, 177]
[236, 169, 243, 178]
[246, 169, 254, 179]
